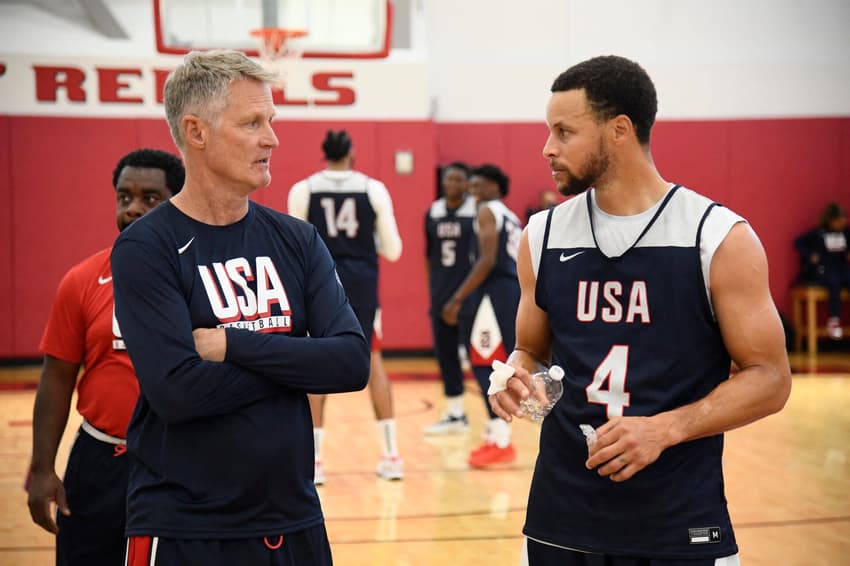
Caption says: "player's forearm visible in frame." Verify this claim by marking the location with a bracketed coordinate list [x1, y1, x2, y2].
[449, 256, 495, 304]
[660, 363, 791, 448]
[225, 328, 370, 393]
[137, 355, 283, 424]
[30, 370, 75, 472]
[377, 221, 402, 261]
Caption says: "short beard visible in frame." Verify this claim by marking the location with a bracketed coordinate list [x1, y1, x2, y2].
[558, 139, 609, 196]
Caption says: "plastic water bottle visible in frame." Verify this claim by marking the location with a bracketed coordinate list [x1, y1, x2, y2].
[519, 365, 565, 421]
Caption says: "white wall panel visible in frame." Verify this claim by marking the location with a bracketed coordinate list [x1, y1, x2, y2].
[424, 0, 850, 120]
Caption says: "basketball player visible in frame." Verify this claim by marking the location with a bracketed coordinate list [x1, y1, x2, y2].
[27, 148, 184, 566]
[424, 162, 477, 435]
[111, 51, 370, 566]
[288, 129, 404, 483]
[489, 55, 792, 564]
[441, 164, 522, 468]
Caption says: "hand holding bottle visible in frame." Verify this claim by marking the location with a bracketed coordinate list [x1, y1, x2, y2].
[518, 365, 564, 421]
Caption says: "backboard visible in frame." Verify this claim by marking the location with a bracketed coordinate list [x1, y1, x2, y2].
[154, 0, 392, 58]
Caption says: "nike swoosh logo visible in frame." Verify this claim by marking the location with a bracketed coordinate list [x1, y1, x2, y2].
[559, 251, 585, 262]
[97, 275, 112, 285]
[177, 237, 195, 255]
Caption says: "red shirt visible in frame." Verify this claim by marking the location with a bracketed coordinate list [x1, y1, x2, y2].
[40, 247, 138, 438]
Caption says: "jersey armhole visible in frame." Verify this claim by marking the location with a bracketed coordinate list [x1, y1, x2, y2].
[532, 208, 555, 312]
[697, 204, 747, 318]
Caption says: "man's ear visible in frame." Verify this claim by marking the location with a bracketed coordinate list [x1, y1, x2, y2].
[182, 114, 206, 149]
[609, 114, 634, 145]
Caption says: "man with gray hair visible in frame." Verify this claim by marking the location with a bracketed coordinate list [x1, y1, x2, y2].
[111, 50, 369, 565]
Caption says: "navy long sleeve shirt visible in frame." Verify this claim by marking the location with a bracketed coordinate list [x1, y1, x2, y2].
[111, 201, 369, 539]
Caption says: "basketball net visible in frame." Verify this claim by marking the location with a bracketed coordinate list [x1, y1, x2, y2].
[250, 28, 308, 85]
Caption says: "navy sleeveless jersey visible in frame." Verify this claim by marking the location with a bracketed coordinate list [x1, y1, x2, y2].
[305, 171, 379, 309]
[479, 199, 522, 285]
[466, 199, 522, 366]
[110, 201, 368, 539]
[524, 186, 738, 558]
[425, 196, 477, 313]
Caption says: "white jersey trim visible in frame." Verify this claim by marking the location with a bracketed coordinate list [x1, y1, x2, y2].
[429, 195, 477, 219]
[475, 199, 521, 234]
[526, 187, 746, 315]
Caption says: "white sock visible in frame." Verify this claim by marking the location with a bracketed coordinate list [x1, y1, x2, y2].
[313, 428, 325, 462]
[377, 419, 399, 458]
[446, 395, 465, 418]
[490, 418, 511, 448]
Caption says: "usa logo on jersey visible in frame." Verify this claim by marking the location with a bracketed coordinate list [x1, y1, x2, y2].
[198, 256, 293, 333]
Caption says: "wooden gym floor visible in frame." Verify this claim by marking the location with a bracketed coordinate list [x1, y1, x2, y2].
[0, 353, 848, 566]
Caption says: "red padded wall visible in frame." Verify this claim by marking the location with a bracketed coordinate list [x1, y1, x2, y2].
[0, 117, 12, 357]
[1, 115, 848, 357]
[11, 118, 142, 356]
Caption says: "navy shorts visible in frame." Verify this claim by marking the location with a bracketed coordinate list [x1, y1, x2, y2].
[126, 524, 333, 566]
[429, 314, 465, 397]
[56, 426, 129, 566]
[524, 537, 738, 566]
[351, 303, 376, 345]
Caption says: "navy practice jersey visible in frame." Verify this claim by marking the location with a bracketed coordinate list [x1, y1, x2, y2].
[111, 201, 369, 539]
[464, 198, 522, 368]
[425, 195, 477, 313]
[523, 186, 742, 558]
[478, 199, 522, 285]
[288, 170, 402, 311]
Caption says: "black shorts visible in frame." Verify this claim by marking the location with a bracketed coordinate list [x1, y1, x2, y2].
[126, 524, 333, 566]
[350, 303, 376, 345]
[56, 426, 129, 566]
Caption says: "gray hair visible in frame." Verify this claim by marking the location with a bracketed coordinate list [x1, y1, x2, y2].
[163, 50, 280, 150]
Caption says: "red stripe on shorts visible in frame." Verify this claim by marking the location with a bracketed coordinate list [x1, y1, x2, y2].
[127, 536, 153, 566]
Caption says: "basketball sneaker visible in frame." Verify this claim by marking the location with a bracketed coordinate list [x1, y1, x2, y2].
[467, 442, 516, 468]
[376, 456, 404, 480]
[827, 317, 843, 340]
[314, 460, 325, 486]
[424, 413, 470, 435]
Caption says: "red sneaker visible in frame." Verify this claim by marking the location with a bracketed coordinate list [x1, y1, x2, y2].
[468, 442, 516, 468]
[469, 441, 493, 457]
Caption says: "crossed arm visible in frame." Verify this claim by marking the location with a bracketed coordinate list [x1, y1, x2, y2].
[112, 232, 369, 425]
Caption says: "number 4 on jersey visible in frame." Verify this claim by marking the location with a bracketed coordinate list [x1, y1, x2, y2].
[586, 345, 631, 418]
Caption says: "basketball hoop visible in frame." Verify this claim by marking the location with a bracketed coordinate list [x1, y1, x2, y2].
[250, 28, 308, 81]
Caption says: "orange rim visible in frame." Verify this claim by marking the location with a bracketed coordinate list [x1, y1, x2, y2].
[250, 28, 308, 40]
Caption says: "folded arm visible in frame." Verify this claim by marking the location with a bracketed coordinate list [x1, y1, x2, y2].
[112, 239, 282, 425]
[222, 233, 370, 393]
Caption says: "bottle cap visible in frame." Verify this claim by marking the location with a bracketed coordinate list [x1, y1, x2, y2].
[549, 365, 565, 381]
